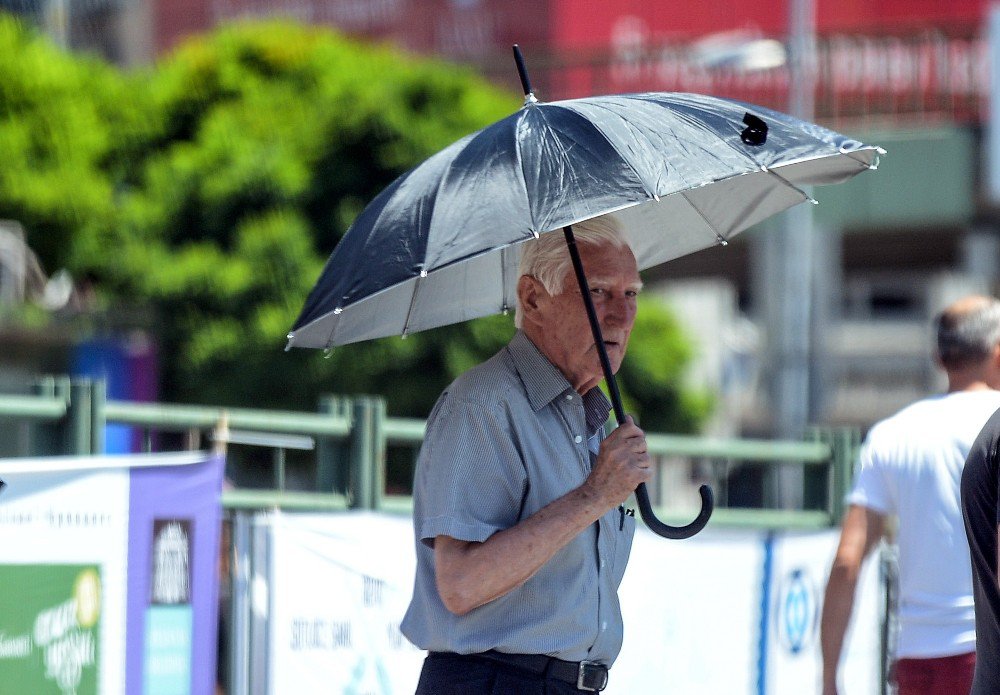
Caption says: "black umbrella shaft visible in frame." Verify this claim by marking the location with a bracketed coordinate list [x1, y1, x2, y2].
[562, 225, 712, 540]
[562, 227, 626, 425]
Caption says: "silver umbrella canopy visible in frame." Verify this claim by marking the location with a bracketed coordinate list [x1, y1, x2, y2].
[288, 51, 882, 538]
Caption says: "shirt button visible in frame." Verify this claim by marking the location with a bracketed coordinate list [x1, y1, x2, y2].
[565, 394, 573, 400]
[600, 559, 606, 569]
[601, 621, 608, 631]
[574, 435, 583, 443]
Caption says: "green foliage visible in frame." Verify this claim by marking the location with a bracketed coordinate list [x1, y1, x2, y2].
[0, 17, 119, 266]
[617, 297, 713, 433]
[0, 15, 711, 432]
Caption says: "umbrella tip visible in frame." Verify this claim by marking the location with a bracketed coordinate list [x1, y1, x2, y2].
[512, 44, 536, 101]
[871, 146, 887, 170]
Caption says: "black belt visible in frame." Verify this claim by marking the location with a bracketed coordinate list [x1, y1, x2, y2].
[435, 650, 609, 692]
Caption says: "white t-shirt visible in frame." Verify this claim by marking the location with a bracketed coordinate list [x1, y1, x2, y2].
[848, 390, 1000, 658]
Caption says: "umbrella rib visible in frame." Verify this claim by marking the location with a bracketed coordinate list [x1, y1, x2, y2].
[762, 167, 818, 205]
[499, 244, 524, 314]
[679, 190, 730, 246]
[501, 246, 509, 315]
[401, 271, 425, 338]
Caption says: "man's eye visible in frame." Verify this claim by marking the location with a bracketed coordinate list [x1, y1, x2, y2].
[625, 290, 639, 298]
[591, 288, 607, 296]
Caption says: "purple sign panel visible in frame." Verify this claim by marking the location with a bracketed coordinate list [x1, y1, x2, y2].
[126, 454, 224, 695]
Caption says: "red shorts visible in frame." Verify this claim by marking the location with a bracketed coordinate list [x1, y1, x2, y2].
[892, 651, 976, 695]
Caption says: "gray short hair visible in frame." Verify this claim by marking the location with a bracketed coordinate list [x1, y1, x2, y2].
[514, 215, 630, 329]
[935, 296, 1000, 369]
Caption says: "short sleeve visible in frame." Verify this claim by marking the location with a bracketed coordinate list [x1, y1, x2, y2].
[846, 432, 894, 515]
[413, 395, 527, 546]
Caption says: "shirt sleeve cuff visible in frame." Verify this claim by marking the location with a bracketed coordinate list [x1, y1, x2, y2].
[846, 491, 890, 515]
[418, 515, 502, 547]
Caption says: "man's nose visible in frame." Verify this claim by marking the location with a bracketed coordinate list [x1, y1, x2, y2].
[601, 296, 635, 326]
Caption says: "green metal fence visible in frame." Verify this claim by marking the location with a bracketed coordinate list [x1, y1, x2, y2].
[0, 376, 859, 528]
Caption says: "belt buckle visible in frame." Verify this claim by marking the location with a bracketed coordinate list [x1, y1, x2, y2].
[576, 660, 608, 692]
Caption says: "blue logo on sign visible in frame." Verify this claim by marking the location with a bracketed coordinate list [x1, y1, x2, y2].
[775, 568, 816, 655]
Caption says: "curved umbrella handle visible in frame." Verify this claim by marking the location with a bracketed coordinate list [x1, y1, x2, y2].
[562, 225, 714, 540]
[634, 482, 713, 540]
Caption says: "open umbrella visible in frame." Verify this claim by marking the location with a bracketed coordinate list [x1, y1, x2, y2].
[287, 46, 882, 539]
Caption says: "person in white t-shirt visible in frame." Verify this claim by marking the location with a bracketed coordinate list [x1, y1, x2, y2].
[820, 295, 1000, 695]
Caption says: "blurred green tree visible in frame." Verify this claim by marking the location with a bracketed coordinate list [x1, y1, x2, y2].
[0, 16, 711, 431]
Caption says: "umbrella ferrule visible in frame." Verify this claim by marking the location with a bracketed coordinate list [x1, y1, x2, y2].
[523, 93, 538, 107]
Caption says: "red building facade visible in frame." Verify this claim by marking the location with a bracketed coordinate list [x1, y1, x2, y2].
[152, 0, 991, 126]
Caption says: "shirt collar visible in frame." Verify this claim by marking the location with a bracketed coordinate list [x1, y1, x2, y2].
[507, 331, 612, 436]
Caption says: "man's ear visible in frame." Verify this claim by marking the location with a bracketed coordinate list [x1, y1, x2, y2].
[517, 275, 544, 326]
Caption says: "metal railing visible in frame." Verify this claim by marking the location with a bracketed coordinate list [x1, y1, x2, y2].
[0, 376, 859, 528]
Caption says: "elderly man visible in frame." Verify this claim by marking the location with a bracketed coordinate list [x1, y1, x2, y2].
[821, 295, 1000, 695]
[400, 214, 651, 694]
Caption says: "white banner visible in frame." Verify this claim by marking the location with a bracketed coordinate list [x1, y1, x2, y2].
[0, 463, 131, 695]
[267, 512, 425, 694]
[763, 531, 882, 695]
[614, 527, 763, 694]
[262, 514, 884, 695]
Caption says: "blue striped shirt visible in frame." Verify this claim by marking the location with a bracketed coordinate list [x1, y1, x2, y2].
[401, 331, 635, 665]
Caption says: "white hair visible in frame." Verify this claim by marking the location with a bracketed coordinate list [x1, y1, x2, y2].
[514, 214, 631, 329]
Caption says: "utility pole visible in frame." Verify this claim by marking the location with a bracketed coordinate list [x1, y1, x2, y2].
[762, 0, 817, 508]
[44, 0, 70, 49]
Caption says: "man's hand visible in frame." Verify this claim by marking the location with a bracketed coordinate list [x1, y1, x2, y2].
[585, 416, 653, 508]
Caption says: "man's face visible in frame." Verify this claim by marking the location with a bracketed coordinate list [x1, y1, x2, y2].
[527, 241, 641, 393]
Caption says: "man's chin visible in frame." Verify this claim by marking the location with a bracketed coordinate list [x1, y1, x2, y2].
[604, 344, 625, 365]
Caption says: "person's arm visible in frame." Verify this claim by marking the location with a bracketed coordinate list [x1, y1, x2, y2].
[820, 505, 886, 695]
[434, 417, 651, 616]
